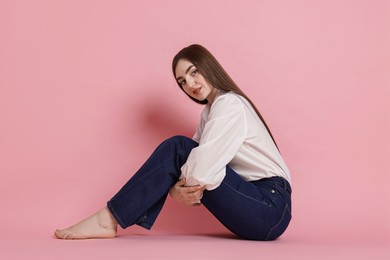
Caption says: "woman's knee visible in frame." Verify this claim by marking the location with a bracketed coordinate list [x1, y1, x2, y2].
[163, 135, 198, 149]
[155, 135, 198, 162]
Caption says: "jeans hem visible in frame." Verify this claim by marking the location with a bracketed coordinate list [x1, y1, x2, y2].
[107, 201, 127, 229]
[136, 222, 152, 230]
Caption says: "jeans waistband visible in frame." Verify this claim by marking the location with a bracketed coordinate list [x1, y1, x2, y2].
[270, 176, 292, 193]
[252, 176, 292, 194]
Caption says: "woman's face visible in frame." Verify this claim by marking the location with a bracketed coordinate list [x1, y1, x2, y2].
[175, 59, 217, 104]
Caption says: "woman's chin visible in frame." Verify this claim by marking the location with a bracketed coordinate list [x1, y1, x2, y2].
[196, 97, 208, 103]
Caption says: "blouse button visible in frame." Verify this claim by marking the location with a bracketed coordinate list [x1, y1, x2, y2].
[271, 189, 276, 193]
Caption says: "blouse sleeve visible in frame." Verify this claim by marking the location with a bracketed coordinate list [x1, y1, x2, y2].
[180, 94, 247, 190]
[192, 113, 205, 143]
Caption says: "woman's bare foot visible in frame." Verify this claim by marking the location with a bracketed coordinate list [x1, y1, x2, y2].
[54, 206, 118, 240]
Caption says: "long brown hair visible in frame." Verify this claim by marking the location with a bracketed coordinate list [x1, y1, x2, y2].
[172, 44, 278, 149]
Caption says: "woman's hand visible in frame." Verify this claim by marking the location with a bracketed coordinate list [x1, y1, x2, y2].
[169, 179, 206, 207]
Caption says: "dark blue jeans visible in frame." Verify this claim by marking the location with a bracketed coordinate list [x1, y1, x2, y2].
[107, 136, 292, 241]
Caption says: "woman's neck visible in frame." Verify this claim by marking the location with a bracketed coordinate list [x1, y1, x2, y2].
[207, 88, 219, 104]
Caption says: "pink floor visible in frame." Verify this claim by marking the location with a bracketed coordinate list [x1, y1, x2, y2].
[1, 195, 389, 259]
[1, 236, 388, 259]
[2, 229, 389, 259]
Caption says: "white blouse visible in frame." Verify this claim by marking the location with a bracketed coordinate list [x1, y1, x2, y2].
[180, 90, 291, 190]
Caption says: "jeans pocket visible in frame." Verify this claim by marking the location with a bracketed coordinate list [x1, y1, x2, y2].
[265, 204, 292, 240]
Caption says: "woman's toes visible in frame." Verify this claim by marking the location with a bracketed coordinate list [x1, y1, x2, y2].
[64, 232, 71, 240]
[55, 229, 71, 239]
[54, 229, 62, 239]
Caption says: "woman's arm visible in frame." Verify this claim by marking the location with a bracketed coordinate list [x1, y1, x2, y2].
[192, 112, 205, 143]
[181, 94, 247, 190]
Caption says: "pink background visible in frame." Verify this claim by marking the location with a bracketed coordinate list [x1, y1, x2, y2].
[1, 0, 389, 259]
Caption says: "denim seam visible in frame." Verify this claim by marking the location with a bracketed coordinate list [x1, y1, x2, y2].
[131, 154, 177, 187]
[129, 147, 187, 230]
[107, 201, 127, 229]
[222, 181, 270, 206]
[265, 204, 288, 240]
[107, 136, 195, 230]
[137, 221, 152, 230]
[109, 147, 185, 229]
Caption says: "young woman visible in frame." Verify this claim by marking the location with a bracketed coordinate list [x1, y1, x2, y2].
[54, 44, 292, 241]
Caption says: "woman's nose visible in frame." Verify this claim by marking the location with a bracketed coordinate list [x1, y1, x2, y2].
[186, 77, 195, 86]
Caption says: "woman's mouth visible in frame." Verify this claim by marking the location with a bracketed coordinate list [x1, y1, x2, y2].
[192, 87, 202, 95]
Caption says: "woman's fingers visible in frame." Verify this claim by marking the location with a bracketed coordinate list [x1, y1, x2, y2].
[180, 186, 205, 206]
[184, 184, 205, 193]
[170, 181, 206, 206]
[185, 186, 202, 193]
[175, 179, 186, 188]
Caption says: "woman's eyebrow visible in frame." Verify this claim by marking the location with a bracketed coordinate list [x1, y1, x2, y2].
[176, 65, 194, 80]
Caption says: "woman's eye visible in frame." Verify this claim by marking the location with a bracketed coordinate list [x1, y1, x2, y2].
[180, 80, 186, 86]
[191, 69, 198, 76]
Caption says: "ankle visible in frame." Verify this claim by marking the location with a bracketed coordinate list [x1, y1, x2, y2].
[98, 207, 118, 229]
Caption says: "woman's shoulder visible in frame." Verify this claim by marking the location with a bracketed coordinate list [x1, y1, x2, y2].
[213, 90, 243, 106]
[208, 90, 245, 117]
[210, 90, 244, 110]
